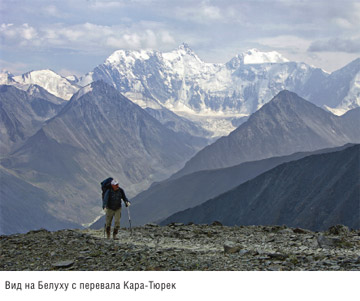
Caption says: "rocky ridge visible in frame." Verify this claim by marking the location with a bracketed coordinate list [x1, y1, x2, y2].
[1, 224, 359, 271]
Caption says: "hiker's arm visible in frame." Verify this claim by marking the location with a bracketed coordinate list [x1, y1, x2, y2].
[103, 190, 110, 209]
[120, 188, 131, 207]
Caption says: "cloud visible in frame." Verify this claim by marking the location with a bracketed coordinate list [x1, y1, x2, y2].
[0, 22, 177, 53]
[253, 35, 312, 54]
[88, 0, 126, 9]
[332, 18, 353, 29]
[0, 59, 29, 74]
[172, 1, 239, 24]
[1, 23, 37, 41]
[2, 0, 360, 75]
[308, 38, 360, 53]
[43, 5, 60, 17]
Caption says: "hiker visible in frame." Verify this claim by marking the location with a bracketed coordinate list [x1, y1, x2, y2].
[103, 179, 131, 239]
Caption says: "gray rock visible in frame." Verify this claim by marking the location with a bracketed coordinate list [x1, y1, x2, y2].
[268, 253, 289, 261]
[1, 224, 359, 271]
[293, 228, 309, 234]
[224, 241, 242, 254]
[316, 235, 343, 248]
[52, 260, 74, 268]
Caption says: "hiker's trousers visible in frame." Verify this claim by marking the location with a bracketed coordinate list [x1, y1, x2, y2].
[105, 208, 122, 230]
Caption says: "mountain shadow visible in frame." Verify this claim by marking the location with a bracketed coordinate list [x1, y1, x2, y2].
[161, 145, 360, 231]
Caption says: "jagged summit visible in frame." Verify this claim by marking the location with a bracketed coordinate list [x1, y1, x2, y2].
[176, 43, 198, 57]
[104, 43, 201, 66]
[178, 42, 191, 50]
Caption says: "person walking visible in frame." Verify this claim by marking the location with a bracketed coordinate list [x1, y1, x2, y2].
[103, 179, 130, 240]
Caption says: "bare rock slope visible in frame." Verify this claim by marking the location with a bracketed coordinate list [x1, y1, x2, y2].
[1, 224, 359, 271]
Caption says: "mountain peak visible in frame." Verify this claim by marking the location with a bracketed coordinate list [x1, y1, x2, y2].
[257, 90, 313, 113]
[226, 49, 289, 69]
[178, 42, 192, 51]
[11, 69, 80, 100]
[22, 69, 62, 78]
[242, 49, 289, 64]
[175, 43, 199, 58]
[105, 49, 156, 65]
[0, 70, 15, 84]
[273, 90, 299, 100]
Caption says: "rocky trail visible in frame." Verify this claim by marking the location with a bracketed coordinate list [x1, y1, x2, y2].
[1, 223, 359, 271]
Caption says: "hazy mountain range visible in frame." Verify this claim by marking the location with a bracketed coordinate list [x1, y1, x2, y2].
[0, 166, 81, 235]
[0, 81, 203, 228]
[91, 144, 354, 229]
[0, 45, 359, 234]
[161, 144, 360, 231]
[0, 85, 66, 155]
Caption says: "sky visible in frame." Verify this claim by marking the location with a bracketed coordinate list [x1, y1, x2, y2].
[0, 0, 359, 77]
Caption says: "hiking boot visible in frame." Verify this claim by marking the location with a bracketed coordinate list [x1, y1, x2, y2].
[106, 226, 111, 239]
[113, 228, 119, 240]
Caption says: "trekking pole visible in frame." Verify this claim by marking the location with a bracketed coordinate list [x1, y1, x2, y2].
[103, 223, 106, 238]
[127, 206, 132, 236]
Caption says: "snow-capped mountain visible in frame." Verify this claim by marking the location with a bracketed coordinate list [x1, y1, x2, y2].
[79, 44, 359, 137]
[320, 58, 360, 115]
[228, 48, 290, 66]
[10, 69, 80, 100]
[3, 45, 359, 138]
[0, 70, 16, 85]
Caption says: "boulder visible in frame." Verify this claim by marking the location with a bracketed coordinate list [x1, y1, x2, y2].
[52, 260, 75, 268]
[224, 241, 242, 254]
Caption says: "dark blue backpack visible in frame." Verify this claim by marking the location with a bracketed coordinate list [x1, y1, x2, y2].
[101, 177, 113, 201]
